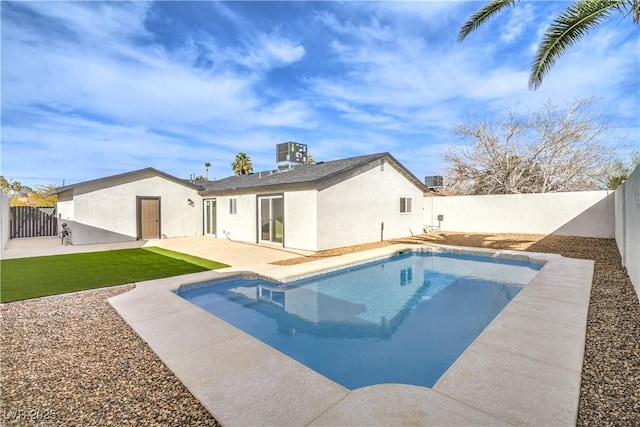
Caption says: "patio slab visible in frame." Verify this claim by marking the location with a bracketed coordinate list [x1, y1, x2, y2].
[166, 334, 348, 426]
[108, 244, 594, 426]
[1, 235, 313, 266]
[1, 236, 145, 259]
[145, 235, 314, 266]
[434, 341, 583, 427]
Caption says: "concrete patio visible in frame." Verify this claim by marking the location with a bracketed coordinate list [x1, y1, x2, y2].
[108, 243, 594, 426]
[1, 235, 313, 266]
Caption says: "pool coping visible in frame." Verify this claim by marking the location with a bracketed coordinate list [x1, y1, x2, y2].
[108, 243, 594, 426]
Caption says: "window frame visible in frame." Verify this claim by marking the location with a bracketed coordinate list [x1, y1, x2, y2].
[399, 197, 413, 214]
[229, 198, 238, 215]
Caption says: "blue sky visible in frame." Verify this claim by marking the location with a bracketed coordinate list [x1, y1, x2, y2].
[2, 1, 639, 187]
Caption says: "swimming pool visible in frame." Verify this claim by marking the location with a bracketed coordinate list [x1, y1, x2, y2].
[177, 250, 544, 389]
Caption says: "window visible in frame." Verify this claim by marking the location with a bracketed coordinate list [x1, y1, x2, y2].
[229, 198, 237, 215]
[400, 197, 412, 213]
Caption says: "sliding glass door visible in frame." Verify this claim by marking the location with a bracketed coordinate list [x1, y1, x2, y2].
[204, 199, 216, 235]
[259, 195, 284, 244]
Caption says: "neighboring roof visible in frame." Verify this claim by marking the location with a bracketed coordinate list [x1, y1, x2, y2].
[199, 152, 428, 195]
[47, 167, 201, 196]
[424, 188, 457, 197]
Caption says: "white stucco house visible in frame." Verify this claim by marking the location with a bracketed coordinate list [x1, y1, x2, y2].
[199, 153, 428, 251]
[50, 168, 203, 245]
[49, 152, 429, 250]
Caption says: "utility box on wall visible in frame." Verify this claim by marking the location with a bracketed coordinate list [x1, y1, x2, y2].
[277, 142, 307, 170]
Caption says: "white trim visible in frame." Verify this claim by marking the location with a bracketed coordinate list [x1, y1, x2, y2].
[258, 195, 284, 245]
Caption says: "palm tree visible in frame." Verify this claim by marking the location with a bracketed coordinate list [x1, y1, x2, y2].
[204, 162, 211, 180]
[0, 176, 9, 193]
[231, 152, 253, 175]
[306, 154, 316, 165]
[458, 0, 640, 90]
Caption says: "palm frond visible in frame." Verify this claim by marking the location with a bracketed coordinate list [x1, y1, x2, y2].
[458, 0, 518, 42]
[529, 0, 623, 89]
[611, 0, 640, 23]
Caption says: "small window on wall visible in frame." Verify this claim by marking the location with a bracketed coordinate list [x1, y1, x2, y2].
[229, 198, 238, 215]
[400, 197, 412, 213]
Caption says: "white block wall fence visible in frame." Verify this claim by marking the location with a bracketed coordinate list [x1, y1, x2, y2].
[424, 191, 615, 238]
[615, 165, 640, 302]
[424, 184, 638, 302]
[0, 191, 10, 256]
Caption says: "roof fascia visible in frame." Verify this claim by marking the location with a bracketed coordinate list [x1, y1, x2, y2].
[48, 168, 201, 196]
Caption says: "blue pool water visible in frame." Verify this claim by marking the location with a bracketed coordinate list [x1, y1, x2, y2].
[177, 250, 543, 389]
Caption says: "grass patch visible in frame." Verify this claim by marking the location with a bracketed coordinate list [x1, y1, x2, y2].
[142, 246, 227, 270]
[0, 248, 230, 303]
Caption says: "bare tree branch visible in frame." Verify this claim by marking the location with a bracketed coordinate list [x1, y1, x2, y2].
[443, 98, 613, 194]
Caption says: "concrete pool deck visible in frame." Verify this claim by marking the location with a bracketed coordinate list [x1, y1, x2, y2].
[108, 243, 594, 426]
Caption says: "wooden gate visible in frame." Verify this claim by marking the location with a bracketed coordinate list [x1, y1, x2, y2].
[10, 206, 58, 238]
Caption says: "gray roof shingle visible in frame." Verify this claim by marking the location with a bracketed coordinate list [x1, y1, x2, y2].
[199, 152, 427, 195]
[47, 167, 200, 195]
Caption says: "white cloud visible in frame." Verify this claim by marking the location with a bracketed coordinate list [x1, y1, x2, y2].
[500, 4, 534, 43]
[1, 113, 201, 184]
[235, 34, 306, 71]
[254, 100, 317, 128]
[310, 2, 638, 129]
[2, 1, 637, 186]
[261, 35, 306, 65]
[15, 1, 152, 44]
[1, 1, 320, 186]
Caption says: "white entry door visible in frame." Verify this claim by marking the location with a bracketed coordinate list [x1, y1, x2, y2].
[258, 195, 284, 244]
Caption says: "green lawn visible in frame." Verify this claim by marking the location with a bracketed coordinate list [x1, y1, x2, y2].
[0, 248, 229, 303]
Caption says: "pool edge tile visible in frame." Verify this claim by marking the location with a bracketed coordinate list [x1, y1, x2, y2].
[434, 341, 581, 427]
[127, 306, 245, 362]
[109, 244, 593, 426]
[308, 384, 513, 426]
[166, 334, 349, 427]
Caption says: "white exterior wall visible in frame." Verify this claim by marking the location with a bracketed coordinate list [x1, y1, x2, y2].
[214, 190, 318, 250]
[317, 164, 424, 251]
[216, 194, 257, 243]
[0, 191, 10, 254]
[615, 165, 640, 301]
[68, 176, 202, 241]
[57, 191, 75, 221]
[424, 191, 614, 238]
[283, 190, 318, 251]
[615, 184, 626, 263]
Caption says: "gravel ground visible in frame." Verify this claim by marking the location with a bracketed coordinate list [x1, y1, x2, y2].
[398, 233, 640, 426]
[1, 286, 219, 426]
[2, 233, 638, 425]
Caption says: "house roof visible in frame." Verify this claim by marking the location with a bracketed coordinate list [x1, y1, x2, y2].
[199, 152, 428, 195]
[47, 167, 201, 196]
[424, 188, 457, 197]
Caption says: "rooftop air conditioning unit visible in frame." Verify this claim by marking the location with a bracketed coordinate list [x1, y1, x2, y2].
[276, 142, 307, 170]
[425, 175, 444, 188]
